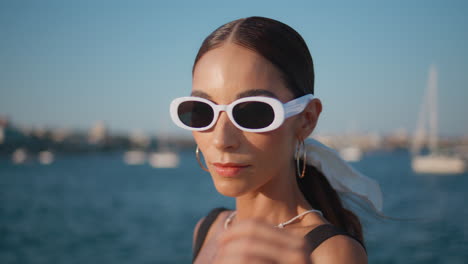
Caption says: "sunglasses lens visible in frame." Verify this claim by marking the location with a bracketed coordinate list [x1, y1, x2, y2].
[233, 101, 275, 129]
[178, 101, 214, 128]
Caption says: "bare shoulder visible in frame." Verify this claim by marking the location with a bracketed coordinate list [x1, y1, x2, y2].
[311, 235, 367, 264]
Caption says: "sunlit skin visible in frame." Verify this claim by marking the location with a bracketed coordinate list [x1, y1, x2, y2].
[191, 43, 366, 263]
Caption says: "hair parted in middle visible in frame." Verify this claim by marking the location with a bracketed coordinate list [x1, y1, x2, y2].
[193, 16, 315, 97]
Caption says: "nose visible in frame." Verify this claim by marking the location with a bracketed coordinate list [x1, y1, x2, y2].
[212, 111, 241, 151]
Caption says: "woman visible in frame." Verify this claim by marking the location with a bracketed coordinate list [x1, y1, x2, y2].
[170, 16, 382, 263]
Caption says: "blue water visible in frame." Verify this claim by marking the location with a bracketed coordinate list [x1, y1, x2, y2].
[0, 150, 467, 263]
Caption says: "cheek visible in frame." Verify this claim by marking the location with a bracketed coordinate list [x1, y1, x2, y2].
[192, 131, 222, 165]
[246, 126, 296, 167]
[192, 121, 297, 170]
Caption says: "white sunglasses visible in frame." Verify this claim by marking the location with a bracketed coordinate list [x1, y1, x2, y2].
[170, 94, 314, 133]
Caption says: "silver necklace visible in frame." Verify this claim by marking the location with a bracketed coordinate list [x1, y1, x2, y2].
[224, 209, 323, 230]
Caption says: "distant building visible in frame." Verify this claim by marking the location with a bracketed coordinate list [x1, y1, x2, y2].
[129, 130, 150, 148]
[0, 115, 8, 127]
[0, 115, 8, 144]
[0, 127, 4, 144]
[51, 128, 71, 143]
[88, 121, 108, 144]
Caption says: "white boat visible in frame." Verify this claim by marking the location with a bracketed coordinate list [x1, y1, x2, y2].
[412, 154, 465, 174]
[148, 151, 179, 168]
[148, 131, 180, 169]
[339, 146, 362, 162]
[411, 65, 466, 174]
[38, 150, 54, 165]
[12, 148, 28, 164]
[123, 150, 146, 165]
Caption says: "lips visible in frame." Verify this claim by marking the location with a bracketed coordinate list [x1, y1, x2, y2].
[212, 163, 250, 177]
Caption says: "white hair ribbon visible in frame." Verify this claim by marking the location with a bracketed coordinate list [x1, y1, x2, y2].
[302, 138, 383, 213]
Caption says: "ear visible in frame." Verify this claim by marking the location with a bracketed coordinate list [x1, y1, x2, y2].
[296, 98, 322, 140]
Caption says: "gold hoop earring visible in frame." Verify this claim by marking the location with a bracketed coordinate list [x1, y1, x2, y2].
[195, 146, 209, 172]
[295, 140, 307, 178]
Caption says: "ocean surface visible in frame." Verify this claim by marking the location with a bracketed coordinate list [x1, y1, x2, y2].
[1, 150, 467, 263]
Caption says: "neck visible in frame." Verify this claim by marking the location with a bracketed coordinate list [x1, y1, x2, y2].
[235, 165, 312, 226]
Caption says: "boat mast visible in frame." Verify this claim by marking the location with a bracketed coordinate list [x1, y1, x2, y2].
[411, 64, 439, 156]
[428, 64, 438, 154]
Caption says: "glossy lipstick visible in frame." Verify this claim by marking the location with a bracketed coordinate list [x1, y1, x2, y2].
[212, 163, 250, 177]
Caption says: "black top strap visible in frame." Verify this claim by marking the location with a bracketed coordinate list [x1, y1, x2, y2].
[192, 207, 228, 262]
[304, 224, 366, 253]
[193, 211, 365, 262]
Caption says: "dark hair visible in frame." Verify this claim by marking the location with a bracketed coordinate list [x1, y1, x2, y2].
[192, 16, 363, 243]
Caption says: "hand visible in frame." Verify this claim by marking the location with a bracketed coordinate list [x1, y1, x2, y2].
[214, 219, 311, 264]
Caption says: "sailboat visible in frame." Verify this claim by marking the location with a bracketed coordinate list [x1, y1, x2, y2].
[148, 133, 180, 169]
[338, 121, 363, 162]
[148, 150, 179, 168]
[411, 65, 466, 174]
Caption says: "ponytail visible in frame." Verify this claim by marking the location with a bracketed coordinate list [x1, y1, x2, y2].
[297, 162, 364, 244]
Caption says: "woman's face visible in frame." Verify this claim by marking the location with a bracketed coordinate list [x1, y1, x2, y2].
[192, 43, 307, 197]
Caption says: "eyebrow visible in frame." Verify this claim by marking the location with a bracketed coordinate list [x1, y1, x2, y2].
[236, 89, 278, 99]
[191, 90, 212, 100]
[190, 89, 278, 101]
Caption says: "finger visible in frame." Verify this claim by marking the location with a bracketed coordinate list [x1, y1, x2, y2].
[220, 219, 306, 250]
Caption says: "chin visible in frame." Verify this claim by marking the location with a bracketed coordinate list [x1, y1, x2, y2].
[212, 178, 251, 198]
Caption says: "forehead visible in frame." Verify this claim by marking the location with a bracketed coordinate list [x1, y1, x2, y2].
[192, 43, 293, 103]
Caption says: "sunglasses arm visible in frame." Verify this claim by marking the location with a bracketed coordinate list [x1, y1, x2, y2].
[284, 94, 314, 118]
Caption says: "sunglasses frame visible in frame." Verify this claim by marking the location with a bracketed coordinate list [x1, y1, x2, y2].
[170, 94, 314, 133]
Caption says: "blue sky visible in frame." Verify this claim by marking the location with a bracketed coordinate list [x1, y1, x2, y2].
[1, 0, 467, 136]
